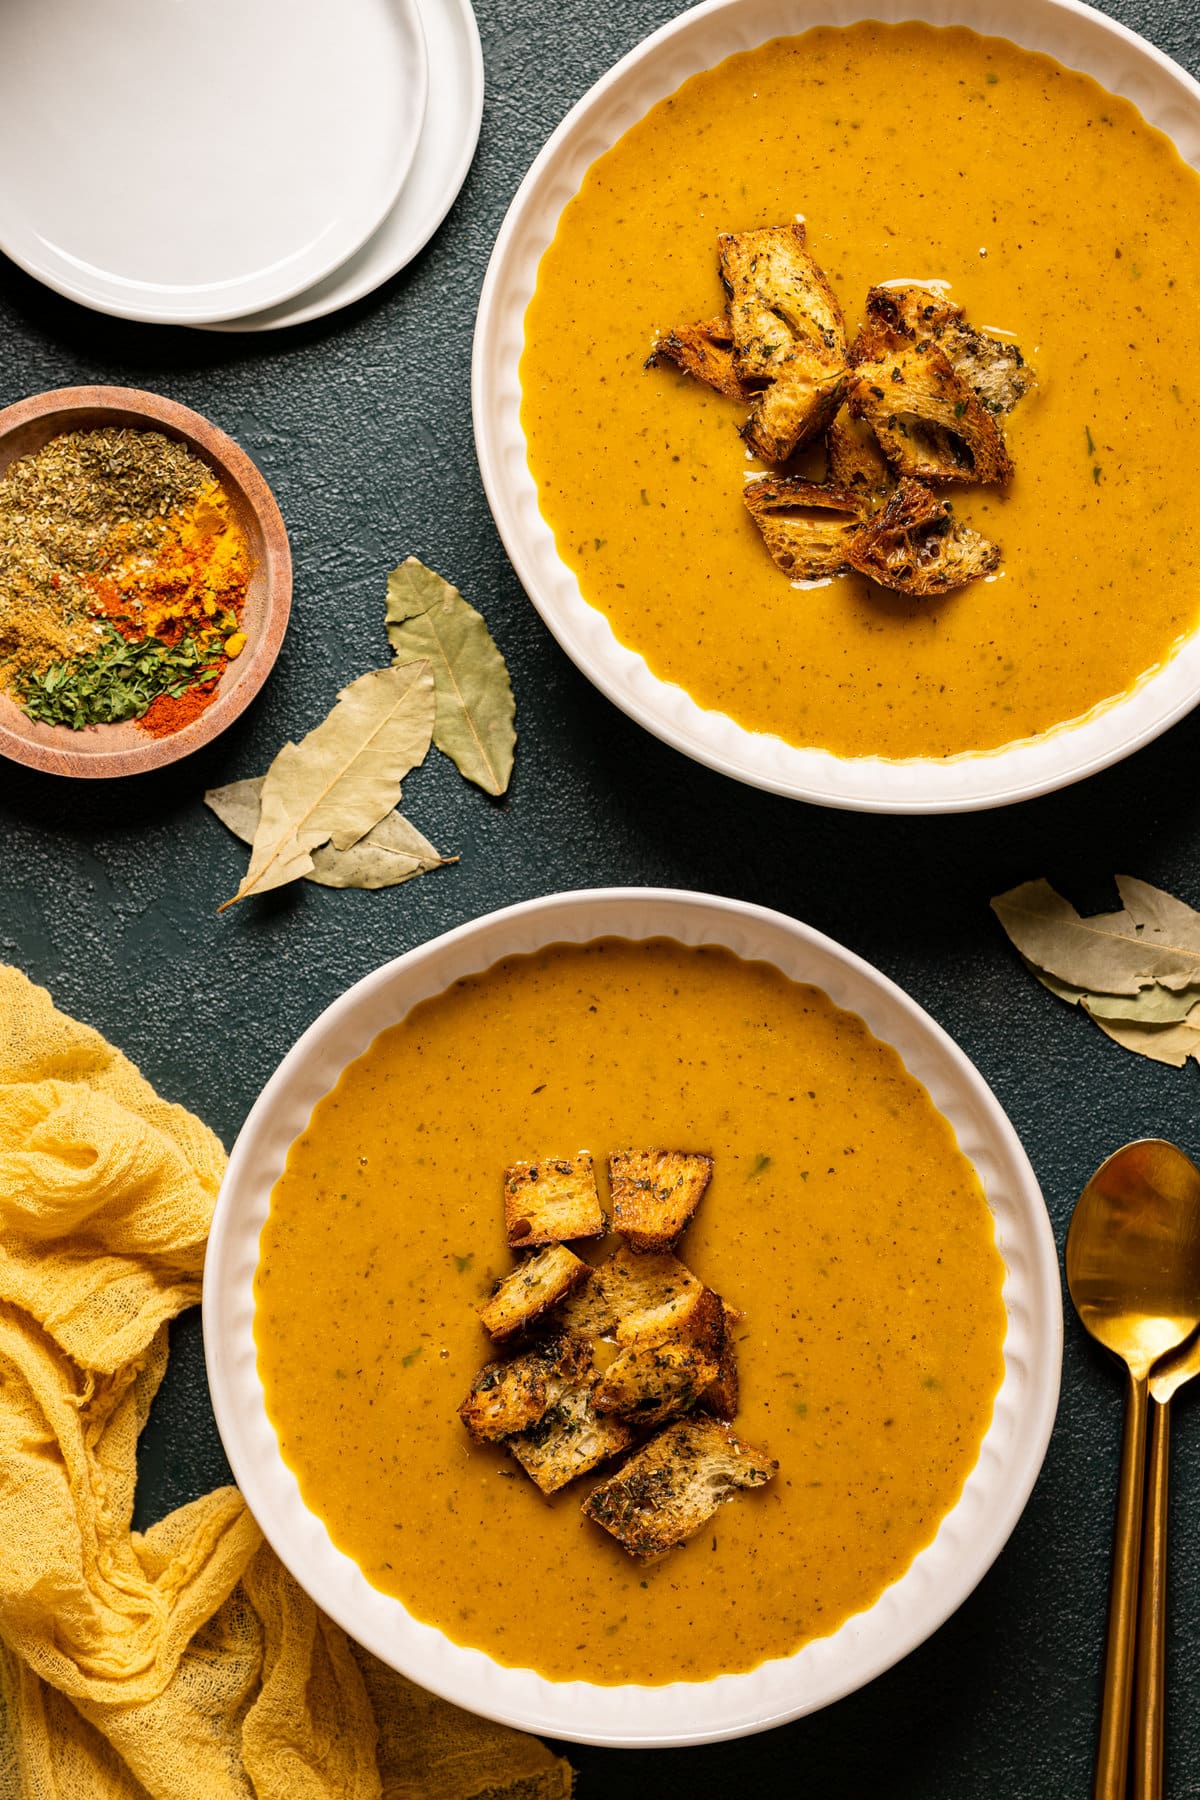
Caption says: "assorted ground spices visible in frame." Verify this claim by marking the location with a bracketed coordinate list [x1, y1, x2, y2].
[0, 427, 251, 733]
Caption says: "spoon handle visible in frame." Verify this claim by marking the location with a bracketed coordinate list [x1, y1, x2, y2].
[1094, 1367, 1149, 1800]
[1132, 1395, 1171, 1800]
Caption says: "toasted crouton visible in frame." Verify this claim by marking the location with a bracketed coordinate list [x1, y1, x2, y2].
[826, 407, 893, 501]
[847, 477, 1000, 596]
[850, 331, 1012, 487]
[609, 1150, 713, 1253]
[458, 1333, 593, 1443]
[942, 321, 1036, 416]
[558, 1244, 705, 1339]
[719, 225, 846, 378]
[595, 1286, 726, 1427]
[508, 1372, 636, 1493]
[554, 1266, 621, 1337]
[649, 315, 750, 401]
[743, 475, 864, 581]
[860, 283, 962, 345]
[503, 1154, 605, 1247]
[702, 1343, 739, 1421]
[477, 1245, 591, 1341]
[743, 365, 850, 465]
[594, 1339, 720, 1426]
[718, 225, 850, 461]
[862, 285, 1035, 415]
[607, 1248, 707, 1340]
[702, 1303, 744, 1420]
[582, 1415, 777, 1560]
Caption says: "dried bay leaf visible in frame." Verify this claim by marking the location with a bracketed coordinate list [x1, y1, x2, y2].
[206, 776, 451, 892]
[385, 558, 516, 796]
[996, 875, 1200, 1071]
[1114, 875, 1200, 954]
[1091, 1010, 1200, 1069]
[308, 811, 451, 890]
[1025, 961, 1200, 1025]
[204, 776, 263, 844]
[991, 878, 1200, 995]
[219, 662, 435, 909]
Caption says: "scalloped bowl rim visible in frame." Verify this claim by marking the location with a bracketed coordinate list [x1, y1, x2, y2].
[471, 0, 1200, 812]
[203, 887, 1062, 1748]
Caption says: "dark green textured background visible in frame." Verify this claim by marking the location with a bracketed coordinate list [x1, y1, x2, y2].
[1, 2, 1199, 1792]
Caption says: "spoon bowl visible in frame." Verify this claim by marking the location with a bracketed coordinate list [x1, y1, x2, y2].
[1068, 1139, 1200, 1378]
[1067, 1139, 1200, 1800]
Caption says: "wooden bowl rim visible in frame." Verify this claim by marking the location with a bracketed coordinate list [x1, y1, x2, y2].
[0, 384, 292, 779]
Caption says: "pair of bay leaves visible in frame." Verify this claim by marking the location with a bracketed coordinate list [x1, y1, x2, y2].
[993, 875, 1200, 1068]
[206, 560, 515, 908]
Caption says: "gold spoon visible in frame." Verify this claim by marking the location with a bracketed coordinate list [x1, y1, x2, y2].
[1066, 1139, 1200, 1800]
[1131, 1322, 1200, 1799]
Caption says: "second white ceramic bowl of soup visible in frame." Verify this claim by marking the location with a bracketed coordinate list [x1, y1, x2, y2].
[472, 0, 1200, 811]
[204, 887, 1061, 1747]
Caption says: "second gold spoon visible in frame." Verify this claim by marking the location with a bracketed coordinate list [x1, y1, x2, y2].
[1131, 1324, 1200, 1799]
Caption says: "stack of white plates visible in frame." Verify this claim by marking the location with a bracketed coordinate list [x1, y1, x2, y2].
[0, 0, 482, 332]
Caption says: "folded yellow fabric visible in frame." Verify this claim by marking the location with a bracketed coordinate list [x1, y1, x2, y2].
[0, 967, 573, 1800]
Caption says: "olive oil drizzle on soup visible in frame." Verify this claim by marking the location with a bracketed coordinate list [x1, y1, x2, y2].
[520, 23, 1200, 760]
[256, 940, 1005, 1684]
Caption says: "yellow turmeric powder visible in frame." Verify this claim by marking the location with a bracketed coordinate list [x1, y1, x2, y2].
[86, 482, 250, 663]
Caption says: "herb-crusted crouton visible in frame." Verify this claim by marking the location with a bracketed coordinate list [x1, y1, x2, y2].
[847, 478, 1000, 597]
[719, 225, 846, 379]
[744, 365, 850, 465]
[557, 1244, 705, 1339]
[863, 285, 1036, 416]
[508, 1372, 636, 1493]
[477, 1245, 591, 1340]
[609, 1150, 713, 1253]
[582, 1415, 777, 1559]
[649, 315, 750, 401]
[850, 330, 1012, 486]
[607, 1247, 706, 1339]
[718, 225, 850, 461]
[945, 325, 1036, 416]
[595, 1286, 726, 1427]
[826, 407, 893, 501]
[458, 1333, 593, 1443]
[594, 1339, 720, 1427]
[702, 1303, 744, 1420]
[860, 284, 962, 345]
[503, 1154, 605, 1247]
[743, 476, 865, 581]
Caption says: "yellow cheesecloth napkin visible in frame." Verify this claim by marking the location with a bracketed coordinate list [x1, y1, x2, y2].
[0, 966, 573, 1800]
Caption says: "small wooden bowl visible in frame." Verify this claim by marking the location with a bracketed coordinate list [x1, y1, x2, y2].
[0, 386, 292, 778]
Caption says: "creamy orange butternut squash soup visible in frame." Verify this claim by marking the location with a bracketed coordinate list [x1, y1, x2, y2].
[521, 24, 1200, 759]
[256, 940, 1006, 1683]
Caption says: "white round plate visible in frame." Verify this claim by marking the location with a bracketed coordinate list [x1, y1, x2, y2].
[0, 0, 429, 325]
[201, 0, 483, 332]
[204, 888, 1062, 1748]
[472, 0, 1200, 813]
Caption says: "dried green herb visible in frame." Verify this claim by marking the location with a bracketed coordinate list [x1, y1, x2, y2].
[16, 626, 219, 730]
[385, 558, 516, 796]
[992, 876, 1200, 1068]
[205, 775, 451, 892]
[217, 662, 435, 910]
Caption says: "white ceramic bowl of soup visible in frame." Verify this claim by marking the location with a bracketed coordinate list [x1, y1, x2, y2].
[472, 0, 1200, 812]
[204, 888, 1061, 1747]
